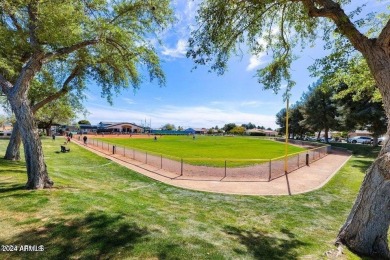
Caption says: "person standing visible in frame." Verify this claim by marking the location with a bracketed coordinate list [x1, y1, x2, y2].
[83, 135, 88, 145]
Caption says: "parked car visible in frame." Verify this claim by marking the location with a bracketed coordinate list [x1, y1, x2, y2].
[319, 137, 334, 143]
[378, 137, 386, 145]
[348, 136, 372, 144]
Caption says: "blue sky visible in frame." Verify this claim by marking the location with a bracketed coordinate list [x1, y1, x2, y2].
[80, 0, 388, 130]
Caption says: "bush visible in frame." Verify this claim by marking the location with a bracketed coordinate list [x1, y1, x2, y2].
[249, 132, 266, 136]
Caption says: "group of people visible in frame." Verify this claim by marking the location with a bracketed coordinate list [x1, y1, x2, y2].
[51, 131, 88, 145]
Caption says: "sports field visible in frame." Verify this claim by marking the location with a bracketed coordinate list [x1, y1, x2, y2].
[100, 135, 305, 161]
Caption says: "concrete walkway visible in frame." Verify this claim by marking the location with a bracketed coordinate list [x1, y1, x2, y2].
[73, 139, 351, 196]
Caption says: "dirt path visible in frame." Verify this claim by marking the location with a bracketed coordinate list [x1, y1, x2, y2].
[72, 138, 351, 196]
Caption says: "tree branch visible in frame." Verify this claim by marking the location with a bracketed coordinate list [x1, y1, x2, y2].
[7, 12, 23, 32]
[31, 65, 82, 112]
[377, 19, 390, 51]
[0, 74, 13, 96]
[44, 38, 99, 61]
[300, 0, 371, 53]
[27, 2, 40, 50]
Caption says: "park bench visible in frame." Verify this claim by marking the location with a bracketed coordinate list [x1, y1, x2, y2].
[61, 145, 70, 153]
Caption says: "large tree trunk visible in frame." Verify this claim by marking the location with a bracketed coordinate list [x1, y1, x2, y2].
[337, 136, 390, 259]
[11, 99, 53, 189]
[4, 122, 21, 161]
[337, 48, 390, 259]
[6, 53, 54, 189]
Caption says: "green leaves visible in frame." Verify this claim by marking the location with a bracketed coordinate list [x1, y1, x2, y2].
[188, 0, 319, 94]
[0, 0, 174, 102]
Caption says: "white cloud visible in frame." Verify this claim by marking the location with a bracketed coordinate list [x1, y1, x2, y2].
[81, 103, 278, 129]
[246, 53, 267, 71]
[162, 39, 188, 58]
[122, 98, 136, 105]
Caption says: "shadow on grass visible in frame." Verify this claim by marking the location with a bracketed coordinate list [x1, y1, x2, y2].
[349, 158, 375, 174]
[0, 158, 26, 175]
[224, 226, 307, 260]
[0, 183, 25, 194]
[4, 212, 149, 259]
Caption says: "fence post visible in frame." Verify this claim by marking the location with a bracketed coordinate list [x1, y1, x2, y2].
[146, 152, 148, 164]
[133, 149, 135, 159]
[113, 145, 115, 154]
[160, 154, 163, 169]
[180, 158, 183, 176]
[268, 159, 271, 182]
[297, 154, 300, 168]
[306, 153, 309, 166]
[224, 160, 227, 178]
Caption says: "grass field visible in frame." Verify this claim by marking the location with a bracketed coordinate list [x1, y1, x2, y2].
[0, 138, 379, 259]
[99, 136, 306, 167]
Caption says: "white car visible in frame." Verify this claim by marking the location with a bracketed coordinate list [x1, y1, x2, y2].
[377, 137, 386, 145]
[348, 136, 372, 144]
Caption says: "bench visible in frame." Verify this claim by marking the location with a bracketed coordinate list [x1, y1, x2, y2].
[61, 145, 70, 153]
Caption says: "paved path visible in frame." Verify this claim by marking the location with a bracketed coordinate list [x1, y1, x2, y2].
[73, 139, 351, 196]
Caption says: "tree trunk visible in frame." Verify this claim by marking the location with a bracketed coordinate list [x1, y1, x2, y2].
[316, 130, 321, 140]
[10, 98, 53, 189]
[336, 140, 390, 258]
[4, 122, 21, 161]
[324, 127, 329, 143]
[337, 47, 390, 259]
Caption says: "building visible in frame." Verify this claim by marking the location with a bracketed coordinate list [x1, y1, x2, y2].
[97, 122, 144, 133]
[245, 129, 277, 136]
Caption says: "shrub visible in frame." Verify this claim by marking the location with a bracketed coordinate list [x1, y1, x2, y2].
[250, 132, 266, 136]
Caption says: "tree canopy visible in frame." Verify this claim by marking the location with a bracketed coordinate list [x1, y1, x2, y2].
[0, 0, 174, 189]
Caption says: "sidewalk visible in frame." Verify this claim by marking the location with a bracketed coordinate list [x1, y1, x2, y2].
[73, 139, 351, 196]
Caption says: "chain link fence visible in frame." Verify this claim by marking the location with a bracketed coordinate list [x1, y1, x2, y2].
[80, 136, 329, 182]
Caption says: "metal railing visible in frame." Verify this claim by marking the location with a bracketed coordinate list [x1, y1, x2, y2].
[78, 136, 328, 182]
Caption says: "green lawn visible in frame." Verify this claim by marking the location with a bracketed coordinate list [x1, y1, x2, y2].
[0, 139, 377, 259]
[100, 135, 306, 167]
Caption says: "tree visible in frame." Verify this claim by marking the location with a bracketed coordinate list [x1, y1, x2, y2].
[300, 83, 339, 143]
[241, 122, 256, 129]
[335, 81, 387, 146]
[161, 123, 175, 131]
[0, 114, 6, 130]
[289, 103, 307, 139]
[36, 95, 78, 136]
[323, 57, 387, 146]
[275, 108, 287, 136]
[0, 1, 173, 189]
[78, 120, 91, 126]
[230, 126, 246, 135]
[188, 1, 390, 257]
[223, 123, 237, 133]
[4, 64, 87, 161]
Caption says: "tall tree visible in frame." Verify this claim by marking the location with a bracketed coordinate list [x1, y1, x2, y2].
[300, 83, 339, 143]
[289, 103, 307, 139]
[35, 95, 78, 136]
[223, 123, 237, 133]
[275, 108, 287, 135]
[161, 123, 176, 131]
[188, 1, 390, 258]
[0, 1, 173, 189]
[322, 56, 387, 146]
[78, 120, 91, 126]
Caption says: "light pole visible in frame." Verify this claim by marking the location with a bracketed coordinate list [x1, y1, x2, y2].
[284, 97, 289, 174]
